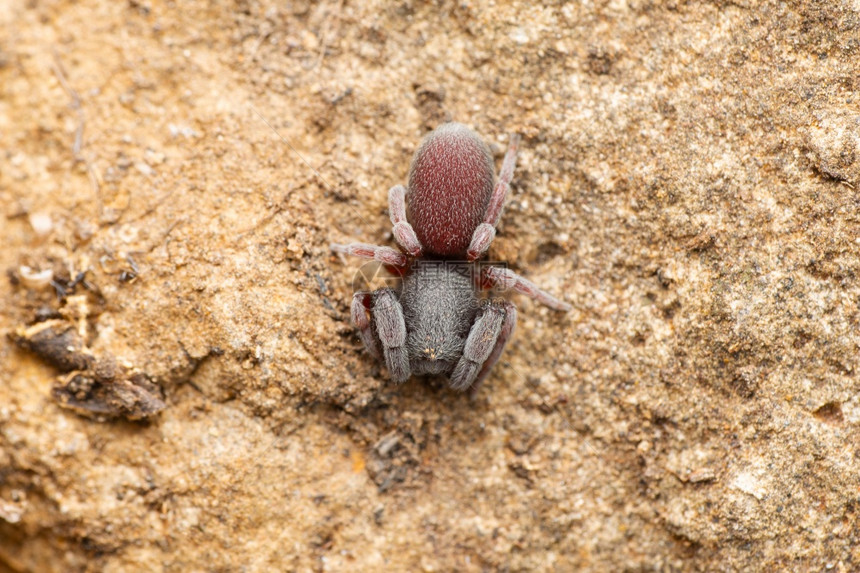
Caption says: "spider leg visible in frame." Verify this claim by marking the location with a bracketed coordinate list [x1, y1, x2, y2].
[466, 133, 521, 261]
[371, 288, 411, 383]
[351, 292, 382, 361]
[388, 185, 423, 257]
[483, 266, 571, 311]
[450, 301, 511, 392]
[469, 301, 517, 397]
[331, 242, 408, 267]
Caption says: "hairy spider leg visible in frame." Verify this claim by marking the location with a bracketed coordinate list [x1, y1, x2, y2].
[466, 133, 521, 261]
[450, 301, 511, 391]
[388, 184, 423, 257]
[331, 242, 409, 267]
[351, 292, 382, 361]
[483, 266, 572, 311]
[469, 301, 517, 396]
[371, 288, 411, 383]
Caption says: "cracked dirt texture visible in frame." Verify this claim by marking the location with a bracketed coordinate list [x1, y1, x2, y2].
[2, 0, 860, 571]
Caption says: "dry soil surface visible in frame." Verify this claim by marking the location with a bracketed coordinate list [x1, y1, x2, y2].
[2, 0, 860, 571]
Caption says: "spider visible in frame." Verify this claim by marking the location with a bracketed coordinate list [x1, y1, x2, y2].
[332, 122, 570, 393]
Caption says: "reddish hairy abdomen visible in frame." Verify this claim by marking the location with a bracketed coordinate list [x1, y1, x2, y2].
[406, 123, 495, 257]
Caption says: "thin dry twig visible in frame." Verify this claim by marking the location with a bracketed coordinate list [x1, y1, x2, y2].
[51, 49, 102, 197]
[315, 0, 344, 70]
[51, 49, 84, 156]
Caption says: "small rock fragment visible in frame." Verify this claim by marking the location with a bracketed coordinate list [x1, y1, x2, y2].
[18, 265, 54, 289]
[28, 211, 53, 236]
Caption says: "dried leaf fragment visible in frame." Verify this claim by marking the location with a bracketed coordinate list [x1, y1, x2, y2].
[10, 319, 166, 421]
[52, 370, 166, 421]
[10, 320, 94, 372]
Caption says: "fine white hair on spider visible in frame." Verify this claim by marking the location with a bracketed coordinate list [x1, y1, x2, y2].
[331, 122, 570, 395]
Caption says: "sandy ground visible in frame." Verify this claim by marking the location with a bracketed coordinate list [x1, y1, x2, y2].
[2, 0, 860, 571]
